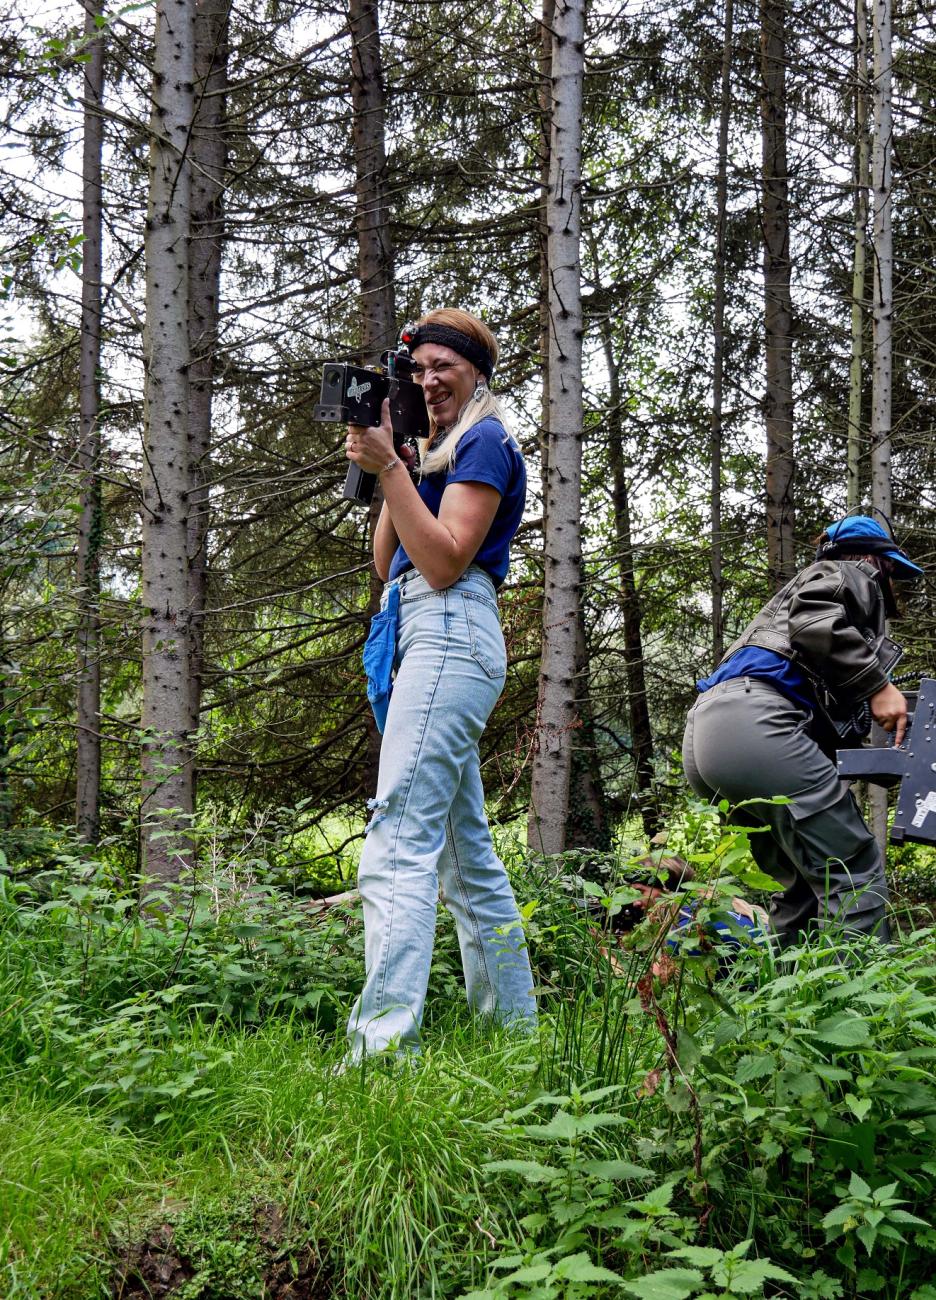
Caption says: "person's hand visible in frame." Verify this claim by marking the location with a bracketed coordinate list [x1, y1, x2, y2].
[870, 681, 909, 747]
[345, 398, 395, 474]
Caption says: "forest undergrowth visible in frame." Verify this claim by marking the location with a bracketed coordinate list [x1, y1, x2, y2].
[3, 811, 936, 1300]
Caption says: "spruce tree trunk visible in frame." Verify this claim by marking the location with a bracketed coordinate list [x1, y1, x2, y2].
[565, 599, 610, 851]
[186, 0, 228, 805]
[537, 0, 556, 502]
[870, 0, 893, 521]
[528, 0, 585, 856]
[848, 0, 870, 511]
[869, 0, 894, 850]
[76, 0, 105, 844]
[349, 0, 396, 794]
[760, 0, 795, 590]
[140, 0, 196, 885]
[599, 318, 658, 840]
[710, 0, 733, 664]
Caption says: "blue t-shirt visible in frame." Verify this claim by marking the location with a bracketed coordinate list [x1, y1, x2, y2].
[388, 417, 526, 588]
[670, 902, 766, 951]
[697, 646, 816, 711]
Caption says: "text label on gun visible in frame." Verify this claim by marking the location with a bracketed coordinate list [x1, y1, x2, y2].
[912, 790, 936, 828]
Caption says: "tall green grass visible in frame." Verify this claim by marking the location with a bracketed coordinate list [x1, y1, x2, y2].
[4, 837, 936, 1298]
[1, 1019, 544, 1298]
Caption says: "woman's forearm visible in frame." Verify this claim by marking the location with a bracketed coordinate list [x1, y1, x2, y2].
[381, 467, 499, 590]
[373, 502, 399, 581]
[348, 401, 498, 589]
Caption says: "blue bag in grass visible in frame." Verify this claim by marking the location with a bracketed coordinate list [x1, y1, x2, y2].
[363, 582, 400, 733]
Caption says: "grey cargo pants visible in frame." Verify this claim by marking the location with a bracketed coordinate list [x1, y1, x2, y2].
[682, 677, 889, 943]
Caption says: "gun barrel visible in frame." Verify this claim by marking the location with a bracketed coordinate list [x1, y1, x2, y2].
[837, 747, 908, 785]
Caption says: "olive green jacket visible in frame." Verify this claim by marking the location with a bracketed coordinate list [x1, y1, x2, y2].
[721, 559, 901, 707]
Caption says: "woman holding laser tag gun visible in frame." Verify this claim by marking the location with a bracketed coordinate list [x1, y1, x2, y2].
[343, 309, 536, 1061]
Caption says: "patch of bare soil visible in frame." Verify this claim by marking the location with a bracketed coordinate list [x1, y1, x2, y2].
[111, 1204, 333, 1299]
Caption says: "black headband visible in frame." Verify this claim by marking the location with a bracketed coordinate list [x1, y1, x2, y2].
[400, 323, 495, 380]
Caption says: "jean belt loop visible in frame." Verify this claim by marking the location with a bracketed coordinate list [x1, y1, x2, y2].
[744, 676, 751, 693]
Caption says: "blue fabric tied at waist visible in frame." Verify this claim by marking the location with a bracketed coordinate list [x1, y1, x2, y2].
[363, 582, 400, 733]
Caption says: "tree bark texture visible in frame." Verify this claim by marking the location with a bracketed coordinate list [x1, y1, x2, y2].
[537, 0, 556, 505]
[565, 601, 610, 851]
[349, 0, 396, 793]
[600, 321, 659, 840]
[76, 0, 105, 845]
[870, 0, 893, 523]
[760, 0, 795, 590]
[186, 0, 228, 804]
[350, 0, 396, 365]
[869, 0, 894, 852]
[141, 0, 197, 884]
[710, 0, 733, 663]
[528, 0, 585, 856]
[847, 0, 870, 512]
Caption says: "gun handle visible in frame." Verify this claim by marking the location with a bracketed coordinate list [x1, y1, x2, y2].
[343, 462, 377, 505]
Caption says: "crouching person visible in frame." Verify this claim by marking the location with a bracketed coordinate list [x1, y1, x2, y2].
[682, 515, 924, 947]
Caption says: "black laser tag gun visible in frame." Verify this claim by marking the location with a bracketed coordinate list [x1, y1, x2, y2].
[314, 345, 429, 506]
[837, 678, 936, 846]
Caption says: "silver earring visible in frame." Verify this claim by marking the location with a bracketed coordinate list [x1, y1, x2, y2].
[473, 379, 487, 402]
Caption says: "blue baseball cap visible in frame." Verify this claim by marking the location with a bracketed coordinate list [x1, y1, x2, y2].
[819, 515, 924, 580]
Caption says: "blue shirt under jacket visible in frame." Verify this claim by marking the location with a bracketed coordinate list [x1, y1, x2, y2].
[697, 646, 816, 712]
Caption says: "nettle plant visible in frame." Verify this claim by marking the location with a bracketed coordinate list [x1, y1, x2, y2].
[0, 852, 368, 1126]
[462, 1086, 798, 1299]
[468, 804, 936, 1299]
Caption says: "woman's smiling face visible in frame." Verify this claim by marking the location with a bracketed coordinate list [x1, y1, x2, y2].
[410, 343, 478, 430]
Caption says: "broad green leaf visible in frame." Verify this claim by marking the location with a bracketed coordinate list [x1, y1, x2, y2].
[222, 962, 262, 981]
[813, 1015, 872, 1048]
[666, 1246, 724, 1267]
[813, 1064, 853, 1083]
[482, 1159, 561, 1183]
[491, 1254, 525, 1270]
[591, 1208, 639, 1229]
[856, 1224, 877, 1254]
[521, 1110, 579, 1139]
[844, 1093, 872, 1121]
[677, 1029, 701, 1071]
[717, 1258, 797, 1293]
[553, 1253, 624, 1283]
[574, 1111, 629, 1132]
[712, 1018, 742, 1047]
[848, 1171, 872, 1199]
[623, 1267, 705, 1299]
[724, 1240, 752, 1260]
[627, 1181, 677, 1214]
[578, 1084, 625, 1104]
[734, 1053, 775, 1085]
[579, 1159, 654, 1181]
[502, 1262, 552, 1284]
[822, 1205, 856, 1231]
[822, 974, 877, 1001]
[888, 1209, 931, 1227]
[730, 864, 785, 891]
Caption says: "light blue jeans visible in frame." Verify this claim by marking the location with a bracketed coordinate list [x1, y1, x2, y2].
[347, 565, 536, 1058]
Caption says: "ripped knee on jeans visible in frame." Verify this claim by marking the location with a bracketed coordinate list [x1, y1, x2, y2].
[364, 796, 390, 834]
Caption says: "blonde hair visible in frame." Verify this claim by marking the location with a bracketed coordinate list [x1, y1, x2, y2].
[414, 309, 515, 476]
